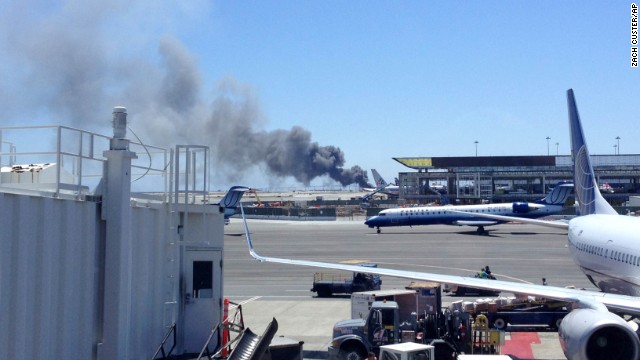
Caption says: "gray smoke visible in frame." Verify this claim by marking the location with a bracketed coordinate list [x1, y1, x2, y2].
[0, 2, 368, 188]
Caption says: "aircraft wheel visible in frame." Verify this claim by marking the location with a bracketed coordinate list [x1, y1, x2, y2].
[493, 317, 507, 330]
[476, 226, 486, 235]
[376, 228, 381, 234]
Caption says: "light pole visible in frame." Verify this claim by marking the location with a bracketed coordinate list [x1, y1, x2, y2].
[616, 136, 620, 155]
[474, 140, 479, 157]
[546, 137, 551, 156]
[614, 145, 618, 155]
[555, 142, 559, 156]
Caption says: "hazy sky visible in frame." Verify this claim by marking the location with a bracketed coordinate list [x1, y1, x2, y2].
[1, 1, 638, 190]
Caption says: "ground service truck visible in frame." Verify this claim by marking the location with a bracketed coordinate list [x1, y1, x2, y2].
[328, 300, 462, 360]
[311, 263, 381, 297]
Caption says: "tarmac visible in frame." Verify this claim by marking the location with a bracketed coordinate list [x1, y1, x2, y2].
[223, 218, 591, 359]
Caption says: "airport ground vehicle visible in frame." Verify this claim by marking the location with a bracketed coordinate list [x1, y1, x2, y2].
[482, 300, 571, 330]
[311, 263, 381, 297]
[351, 289, 429, 321]
[378, 343, 434, 360]
[451, 297, 571, 331]
[328, 300, 461, 360]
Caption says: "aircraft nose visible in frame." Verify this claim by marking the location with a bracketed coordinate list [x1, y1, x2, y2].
[364, 216, 378, 227]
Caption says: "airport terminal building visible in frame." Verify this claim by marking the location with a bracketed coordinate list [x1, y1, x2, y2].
[394, 155, 640, 204]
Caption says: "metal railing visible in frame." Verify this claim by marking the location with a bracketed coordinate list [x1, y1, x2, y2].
[0, 125, 170, 199]
[151, 323, 177, 360]
[195, 300, 246, 360]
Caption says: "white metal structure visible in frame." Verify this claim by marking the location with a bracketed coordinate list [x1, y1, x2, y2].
[378, 343, 434, 360]
[0, 109, 225, 359]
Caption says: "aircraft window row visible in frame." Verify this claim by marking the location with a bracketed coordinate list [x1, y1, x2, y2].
[399, 210, 446, 215]
[398, 207, 507, 216]
[575, 241, 640, 266]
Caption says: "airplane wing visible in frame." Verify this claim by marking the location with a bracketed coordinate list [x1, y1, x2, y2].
[448, 210, 570, 230]
[240, 205, 638, 316]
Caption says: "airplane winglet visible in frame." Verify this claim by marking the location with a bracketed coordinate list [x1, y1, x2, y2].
[220, 186, 251, 208]
[240, 202, 266, 262]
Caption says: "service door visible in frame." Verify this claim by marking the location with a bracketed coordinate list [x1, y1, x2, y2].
[183, 249, 222, 353]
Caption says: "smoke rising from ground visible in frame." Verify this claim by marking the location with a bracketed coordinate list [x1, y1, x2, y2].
[0, 1, 368, 187]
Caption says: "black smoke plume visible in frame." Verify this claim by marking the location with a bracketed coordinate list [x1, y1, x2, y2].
[0, 2, 369, 188]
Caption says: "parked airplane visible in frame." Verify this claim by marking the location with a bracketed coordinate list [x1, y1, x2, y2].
[241, 89, 640, 360]
[364, 182, 572, 234]
[216, 185, 250, 222]
[362, 169, 400, 197]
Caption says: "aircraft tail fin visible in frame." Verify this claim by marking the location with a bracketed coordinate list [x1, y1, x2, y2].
[371, 169, 388, 188]
[537, 182, 573, 205]
[567, 89, 617, 216]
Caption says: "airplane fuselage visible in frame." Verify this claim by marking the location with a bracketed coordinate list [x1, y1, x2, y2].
[365, 202, 563, 229]
[381, 186, 399, 196]
[568, 214, 640, 296]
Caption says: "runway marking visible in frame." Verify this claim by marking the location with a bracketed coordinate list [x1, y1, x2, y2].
[501, 332, 539, 359]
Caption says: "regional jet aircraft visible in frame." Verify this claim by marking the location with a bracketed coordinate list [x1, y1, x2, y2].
[242, 89, 640, 360]
[364, 182, 572, 234]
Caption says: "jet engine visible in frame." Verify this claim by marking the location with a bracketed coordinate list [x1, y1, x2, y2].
[512, 202, 535, 213]
[558, 309, 640, 360]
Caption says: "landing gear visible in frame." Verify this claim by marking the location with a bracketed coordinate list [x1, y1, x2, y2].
[476, 226, 486, 235]
[376, 227, 381, 234]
